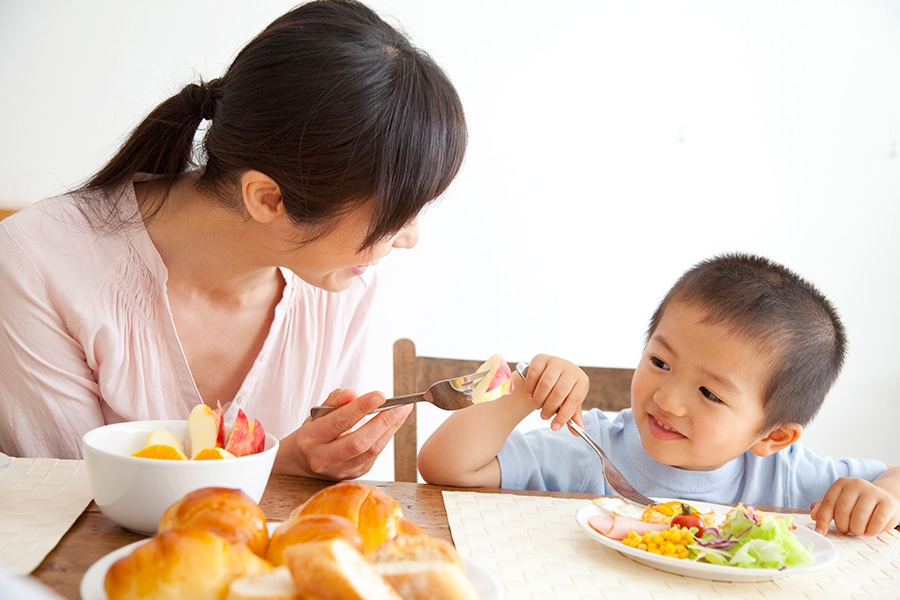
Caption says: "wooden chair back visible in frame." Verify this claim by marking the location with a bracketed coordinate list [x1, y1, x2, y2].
[392, 338, 635, 482]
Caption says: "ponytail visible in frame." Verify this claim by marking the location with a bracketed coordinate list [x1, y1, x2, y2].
[82, 80, 219, 219]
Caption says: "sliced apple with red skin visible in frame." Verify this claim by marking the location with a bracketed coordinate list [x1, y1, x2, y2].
[471, 354, 514, 403]
[215, 400, 225, 448]
[224, 408, 266, 457]
[188, 402, 223, 459]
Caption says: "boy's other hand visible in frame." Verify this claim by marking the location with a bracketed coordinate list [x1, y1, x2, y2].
[522, 354, 589, 432]
[811, 476, 900, 536]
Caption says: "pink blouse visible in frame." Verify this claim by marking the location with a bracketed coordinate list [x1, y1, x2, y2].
[0, 182, 376, 458]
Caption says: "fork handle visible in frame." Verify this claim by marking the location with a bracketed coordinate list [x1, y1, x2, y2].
[309, 393, 426, 420]
[567, 420, 606, 457]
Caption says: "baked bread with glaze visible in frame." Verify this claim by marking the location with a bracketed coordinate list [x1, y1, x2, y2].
[225, 566, 299, 600]
[291, 482, 402, 553]
[283, 538, 402, 600]
[370, 534, 478, 600]
[266, 513, 363, 566]
[158, 487, 269, 557]
[104, 528, 272, 600]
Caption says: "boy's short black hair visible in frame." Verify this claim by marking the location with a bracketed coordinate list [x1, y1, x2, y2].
[647, 253, 846, 432]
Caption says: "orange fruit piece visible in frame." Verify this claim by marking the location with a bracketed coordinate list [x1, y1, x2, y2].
[131, 444, 187, 460]
[192, 447, 235, 460]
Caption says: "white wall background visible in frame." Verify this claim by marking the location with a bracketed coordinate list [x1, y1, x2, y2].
[1, 0, 898, 481]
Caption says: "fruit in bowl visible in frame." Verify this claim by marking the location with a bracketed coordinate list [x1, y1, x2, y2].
[130, 404, 266, 461]
[82, 418, 279, 535]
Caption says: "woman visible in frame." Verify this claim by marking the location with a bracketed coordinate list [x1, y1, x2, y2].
[0, 0, 466, 480]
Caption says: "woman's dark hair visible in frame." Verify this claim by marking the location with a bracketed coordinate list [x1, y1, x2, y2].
[82, 0, 467, 249]
[646, 253, 847, 432]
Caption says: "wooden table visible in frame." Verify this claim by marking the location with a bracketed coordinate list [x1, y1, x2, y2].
[31, 475, 595, 600]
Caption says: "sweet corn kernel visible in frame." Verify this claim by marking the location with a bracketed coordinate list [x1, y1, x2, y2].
[621, 526, 694, 560]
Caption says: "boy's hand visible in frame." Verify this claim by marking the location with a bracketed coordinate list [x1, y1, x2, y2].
[810, 477, 900, 536]
[522, 354, 589, 432]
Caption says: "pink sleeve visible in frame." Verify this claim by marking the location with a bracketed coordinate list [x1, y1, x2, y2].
[0, 224, 104, 458]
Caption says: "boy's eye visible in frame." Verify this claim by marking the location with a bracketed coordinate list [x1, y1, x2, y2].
[699, 386, 723, 403]
[650, 356, 670, 371]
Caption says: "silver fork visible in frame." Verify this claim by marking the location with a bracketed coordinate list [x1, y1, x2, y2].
[515, 362, 655, 507]
[309, 370, 489, 420]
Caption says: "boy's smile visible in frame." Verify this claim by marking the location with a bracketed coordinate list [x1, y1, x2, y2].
[631, 301, 782, 471]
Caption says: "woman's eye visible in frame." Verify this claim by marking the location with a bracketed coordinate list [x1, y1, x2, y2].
[650, 356, 670, 371]
[699, 387, 723, 403]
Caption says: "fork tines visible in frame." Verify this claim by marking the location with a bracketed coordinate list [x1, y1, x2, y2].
[450, 370, 490, 393]
[626, 492, 655, 506]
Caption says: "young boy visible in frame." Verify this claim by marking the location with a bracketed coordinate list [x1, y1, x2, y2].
[418, 253, 900, 536]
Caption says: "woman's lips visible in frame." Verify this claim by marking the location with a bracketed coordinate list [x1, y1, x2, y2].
[351, 259, 379, 276]
[647, 414, 686, 441]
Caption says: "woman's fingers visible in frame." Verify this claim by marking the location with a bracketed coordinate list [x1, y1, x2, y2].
[304, 397, 412, 479]
[312, 390, 385, 440]
[322, 406, 414, 479]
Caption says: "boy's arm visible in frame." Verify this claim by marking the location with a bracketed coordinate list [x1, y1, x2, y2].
[417, 372, 532, 488]
[811, 465, 900, 536]
[417, 354, 590, 488]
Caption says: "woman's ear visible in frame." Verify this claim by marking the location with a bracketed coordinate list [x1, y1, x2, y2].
[241, 170, 284, 223]
[749, 423, 803, 457]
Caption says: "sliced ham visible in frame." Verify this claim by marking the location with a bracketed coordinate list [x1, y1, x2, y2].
[588, 515, 668, 540]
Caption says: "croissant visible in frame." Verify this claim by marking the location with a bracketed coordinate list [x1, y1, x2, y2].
[283, 538, 401, 600]
[104, 528, 271, 600]
[291, 481, 402, 553]
[371, 535, 479, 600]
[266, 513, 363, 566]
[159, 487, 269, 557]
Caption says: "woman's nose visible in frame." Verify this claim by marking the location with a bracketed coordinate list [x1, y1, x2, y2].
[392, 219, 419, 250]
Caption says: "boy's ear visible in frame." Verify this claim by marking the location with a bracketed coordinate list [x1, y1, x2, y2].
[749, 423, 803, 457]
[241, 170, 285, 223]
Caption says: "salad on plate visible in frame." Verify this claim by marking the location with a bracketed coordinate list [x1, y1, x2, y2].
[588, 498, 816, 570]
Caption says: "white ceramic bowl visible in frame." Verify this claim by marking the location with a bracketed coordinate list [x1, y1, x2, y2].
[82, 420, 278, 535]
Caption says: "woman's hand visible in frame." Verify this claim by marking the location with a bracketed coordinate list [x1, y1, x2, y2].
[521, 354, 590, 432]
[274, 388, 413, 480]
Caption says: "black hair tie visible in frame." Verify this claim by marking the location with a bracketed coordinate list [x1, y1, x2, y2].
[200, 78, 220, 121]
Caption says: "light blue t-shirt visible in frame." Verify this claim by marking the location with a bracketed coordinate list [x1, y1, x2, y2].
[497, 409, 887, 509]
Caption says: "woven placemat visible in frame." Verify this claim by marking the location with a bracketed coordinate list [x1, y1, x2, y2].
[443, 491, 900, 599]
[0, 458, 93, 574]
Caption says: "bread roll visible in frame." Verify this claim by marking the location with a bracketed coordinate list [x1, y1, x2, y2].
[266, 513, 363, 566]
[397, 518, 424, 537]
[104, 528, 272, 600]
[374, 562, 479, 600]
[293, 482, 402, 553]
[370, 534, 465, 571]
[283, 538, 402, 600]
[226, 566, 300, 600]
[370, 535, 478, 600]
[159, 487, 269, 557]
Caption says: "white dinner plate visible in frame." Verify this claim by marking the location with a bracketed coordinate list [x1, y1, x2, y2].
[81, 523, 500, 600]
[0, 452, 10, 477]
[575, 501, 839, 582]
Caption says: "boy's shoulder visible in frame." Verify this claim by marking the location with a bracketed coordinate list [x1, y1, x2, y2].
[743, 441, 887, 486]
